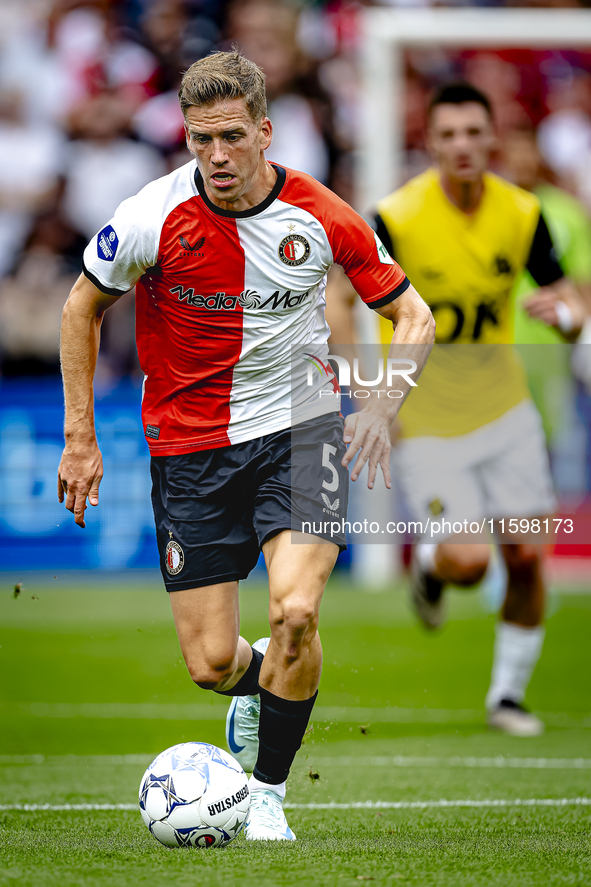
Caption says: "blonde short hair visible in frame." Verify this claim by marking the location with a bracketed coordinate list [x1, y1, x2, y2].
[179, 51, 267, 122]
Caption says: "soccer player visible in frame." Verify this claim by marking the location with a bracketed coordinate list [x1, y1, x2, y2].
[57, 52, 434, 840]
[503, 125, 591, 452]
[501, 125, 591, 343]
[326, 82, 585, 737]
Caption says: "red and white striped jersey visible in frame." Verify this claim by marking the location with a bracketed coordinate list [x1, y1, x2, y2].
[83, 162, 408, 455]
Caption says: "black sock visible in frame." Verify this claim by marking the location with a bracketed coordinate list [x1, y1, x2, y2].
[252, 687, 318, 785]
[215, 646, 264, 697]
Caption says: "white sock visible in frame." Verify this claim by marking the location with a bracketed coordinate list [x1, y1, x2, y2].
[485, 622, 545, 711]
[415, 542, 437, 575]
[249, 774, 286, 799]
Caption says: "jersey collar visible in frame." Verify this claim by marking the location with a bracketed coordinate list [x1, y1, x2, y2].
[194, 164, 286, 218]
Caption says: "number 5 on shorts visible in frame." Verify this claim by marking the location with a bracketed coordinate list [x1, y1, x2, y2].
[322, 443, 339, 492]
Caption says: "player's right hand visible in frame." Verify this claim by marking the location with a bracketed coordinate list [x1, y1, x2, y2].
[342, 408, 392, 490]
[57, 441, 104, 529]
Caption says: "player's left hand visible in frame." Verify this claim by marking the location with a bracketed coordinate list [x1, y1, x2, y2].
[342, 409, 392, 489]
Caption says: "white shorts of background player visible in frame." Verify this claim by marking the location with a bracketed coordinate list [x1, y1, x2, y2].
[394, 399, 557, 544]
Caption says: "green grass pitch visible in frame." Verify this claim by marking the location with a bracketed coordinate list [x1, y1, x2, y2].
[1, 576, 590, 886]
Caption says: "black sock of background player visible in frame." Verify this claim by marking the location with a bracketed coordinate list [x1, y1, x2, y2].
[215, 646, 264, 697]
[253, 687, 318, 785]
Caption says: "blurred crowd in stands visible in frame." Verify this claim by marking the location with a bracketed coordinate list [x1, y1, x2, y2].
[2, 0, 591, 384]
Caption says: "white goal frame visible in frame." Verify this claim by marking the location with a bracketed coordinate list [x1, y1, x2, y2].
[356, 8, 591, 211]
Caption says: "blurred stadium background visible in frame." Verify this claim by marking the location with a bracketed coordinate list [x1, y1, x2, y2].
[2, 0, 591, 581]
[1, 3, 591, 882]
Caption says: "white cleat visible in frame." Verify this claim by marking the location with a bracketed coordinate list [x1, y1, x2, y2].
[487, 699, 545, 737]
[226, 637, 270, 772]
[408, 557, 445, 630]
[244, 788, 296, 841]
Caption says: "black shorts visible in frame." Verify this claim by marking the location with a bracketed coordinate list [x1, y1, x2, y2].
[150, 412, 349, 591]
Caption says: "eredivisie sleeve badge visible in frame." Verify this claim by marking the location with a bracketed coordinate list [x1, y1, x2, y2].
[278, 234, 311, 266]
[165, 538, 185, 575]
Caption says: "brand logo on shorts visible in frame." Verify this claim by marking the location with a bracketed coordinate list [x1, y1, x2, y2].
[165, 539, 184, 575]
[428, 498, 445, 516]
[321, 493, 340, 517]
[278, 234, 311, 266]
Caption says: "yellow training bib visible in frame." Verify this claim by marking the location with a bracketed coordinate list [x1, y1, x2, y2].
[377, 169, 539, 436]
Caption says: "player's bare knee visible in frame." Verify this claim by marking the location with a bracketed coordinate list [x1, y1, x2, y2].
[440, 544, 489, 586]
[270, 595, 319, 657]
[186, 653, 236, 690]
[458, 559, 489, 586]
[193, 670, 233, 691]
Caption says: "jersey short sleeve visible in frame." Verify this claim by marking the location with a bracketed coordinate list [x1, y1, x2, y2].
[278, 170, 409, 309]
[370, 212, 396, 263]
[525, 212, 565, 287]
[328, 201, 409, 309]
[82, 191, 160, 296]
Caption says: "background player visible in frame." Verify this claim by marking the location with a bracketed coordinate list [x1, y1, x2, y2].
[57, 52, 434, 840]
[502, 125, 591, 345]
[502, 126, 591, 473]
[327, 82, 586, 737]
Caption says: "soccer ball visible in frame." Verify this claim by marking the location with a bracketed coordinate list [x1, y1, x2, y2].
[139, 742, 250, 848]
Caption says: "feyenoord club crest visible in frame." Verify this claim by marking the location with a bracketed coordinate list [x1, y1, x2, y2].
[278, 234, 311, 266]
[165, 539, 184, 575]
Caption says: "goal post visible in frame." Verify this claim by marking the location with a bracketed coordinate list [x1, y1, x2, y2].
[356, 7, 591, 211]
[350, 9, 591, 582]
